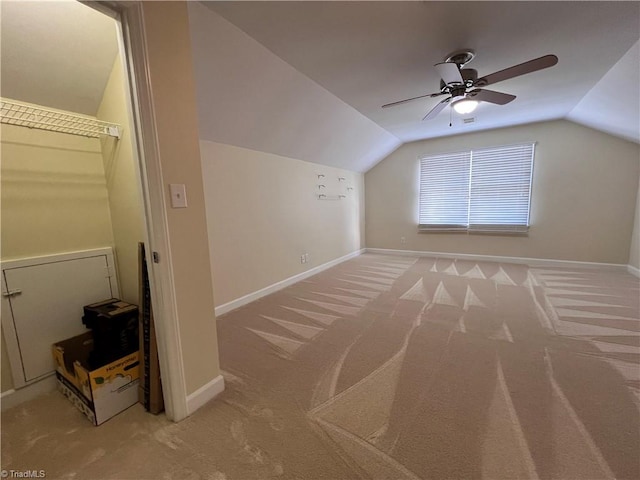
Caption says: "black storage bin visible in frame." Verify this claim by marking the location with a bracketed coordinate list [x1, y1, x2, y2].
[82, 298, 139, 368]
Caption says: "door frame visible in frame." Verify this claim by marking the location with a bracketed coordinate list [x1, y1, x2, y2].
[83, 1, 189, 421]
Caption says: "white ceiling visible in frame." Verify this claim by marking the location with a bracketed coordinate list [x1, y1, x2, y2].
[567, 40, 640, 143]
[188, 2, 401, 172]
[0, 0, 118, 116]
[204, 1, 639, 152]
[1, 1, 637, 173]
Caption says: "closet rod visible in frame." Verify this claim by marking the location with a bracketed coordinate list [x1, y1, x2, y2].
[0, 99, 121, 139]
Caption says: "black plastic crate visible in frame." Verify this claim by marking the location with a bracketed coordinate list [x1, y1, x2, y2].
[82, 299, 139, 369]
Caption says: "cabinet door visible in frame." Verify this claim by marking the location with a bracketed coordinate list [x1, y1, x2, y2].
[3, 255, 114, 383]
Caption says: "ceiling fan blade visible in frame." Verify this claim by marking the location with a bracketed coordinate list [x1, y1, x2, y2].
[423, 97, 452, 121]
[474, 54, 558, 87]
[381, 91, 445, 109]
[434, 62, 464, 85]
[467, 89, 516, 105]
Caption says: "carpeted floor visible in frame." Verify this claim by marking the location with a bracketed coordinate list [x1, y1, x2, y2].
[2, 253, 639, 479]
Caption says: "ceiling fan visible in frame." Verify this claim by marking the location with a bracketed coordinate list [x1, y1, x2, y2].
[382, 50, 558, 120]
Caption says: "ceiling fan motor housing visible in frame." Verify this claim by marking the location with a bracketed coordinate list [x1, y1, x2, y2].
[440, 68, 478, 93]
[461, 68, 477, 86]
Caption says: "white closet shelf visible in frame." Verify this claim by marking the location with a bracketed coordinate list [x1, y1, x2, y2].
[0, 99, 121, 139]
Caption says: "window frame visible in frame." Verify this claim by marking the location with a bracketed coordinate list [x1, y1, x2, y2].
[418, 142, 535, 234]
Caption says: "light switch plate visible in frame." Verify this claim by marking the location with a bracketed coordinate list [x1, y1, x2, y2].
[169, 184, 188, 208]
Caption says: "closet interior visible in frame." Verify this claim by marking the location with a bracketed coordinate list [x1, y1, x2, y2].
[0, 0, 145, 407]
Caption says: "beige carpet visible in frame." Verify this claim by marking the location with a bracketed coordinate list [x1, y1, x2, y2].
[2, 253, 639, 479]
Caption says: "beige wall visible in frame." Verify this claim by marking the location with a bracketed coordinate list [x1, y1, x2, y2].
[1, 124, 114, 260]
[140, 1, 220, 395]
[1, 120, 115, 393]
[200, 141, 365, 307]
[97, 54, 145, 305]
[366, 120, 639, 264]
[629, 179, 640, 269]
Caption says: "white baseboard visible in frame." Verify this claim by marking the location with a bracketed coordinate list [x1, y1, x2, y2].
[1, 374, 57, 411]
[628, 264, 640, 278]
[186, 374, 225, 416]
[215, 249, 365, 316]
[365, 248, 628, 271]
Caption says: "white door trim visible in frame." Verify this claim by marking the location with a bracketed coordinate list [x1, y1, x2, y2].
[84, 1, 189, 421]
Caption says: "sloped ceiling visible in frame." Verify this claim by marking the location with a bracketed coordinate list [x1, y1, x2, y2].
[1, 1, 637, 172]
[567, 41, 640, 144]
[0, 0, 118, 116]
[188, 2, 400, 172]
[193, 1, 639, 172]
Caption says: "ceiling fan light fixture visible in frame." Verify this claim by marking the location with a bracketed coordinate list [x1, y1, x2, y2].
[452, 98, 478, 115]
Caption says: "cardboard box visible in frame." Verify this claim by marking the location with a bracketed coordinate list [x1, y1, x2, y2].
[52, 332, 140, 425]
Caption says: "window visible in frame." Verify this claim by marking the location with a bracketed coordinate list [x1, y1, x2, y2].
[419, 143, 535, 233]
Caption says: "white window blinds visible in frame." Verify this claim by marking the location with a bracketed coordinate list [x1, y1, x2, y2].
[419, 143, 535, 233]
[419, 151, 470, 230]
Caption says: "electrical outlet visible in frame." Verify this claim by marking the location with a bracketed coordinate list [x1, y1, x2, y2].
[300, 255, 306, 264]
[400, 236, 406, 244]
[305, 253, 310, 263]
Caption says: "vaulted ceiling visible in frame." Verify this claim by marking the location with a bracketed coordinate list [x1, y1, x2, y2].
[193, 1, 639, 171]
[1, 1, 638, 173]
[206, 1, 638, 143]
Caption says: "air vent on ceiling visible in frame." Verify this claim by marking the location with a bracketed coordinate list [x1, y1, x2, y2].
[463, 117, 475, 124]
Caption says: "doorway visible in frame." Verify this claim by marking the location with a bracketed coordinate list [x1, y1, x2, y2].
[0, 0, 179, 419]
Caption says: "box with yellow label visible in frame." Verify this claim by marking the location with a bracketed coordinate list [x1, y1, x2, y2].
[53, 332, 140, 425]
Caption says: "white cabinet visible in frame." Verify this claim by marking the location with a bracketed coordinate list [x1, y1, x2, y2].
[1, 248, 118, 388]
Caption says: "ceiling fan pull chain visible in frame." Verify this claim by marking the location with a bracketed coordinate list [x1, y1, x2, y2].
[449, 104, 452, 127]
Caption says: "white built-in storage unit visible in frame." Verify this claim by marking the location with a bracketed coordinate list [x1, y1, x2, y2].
[2, 249, 119, 388]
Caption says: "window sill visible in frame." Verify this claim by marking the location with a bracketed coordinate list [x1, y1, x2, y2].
[418, 227, 529, 237]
